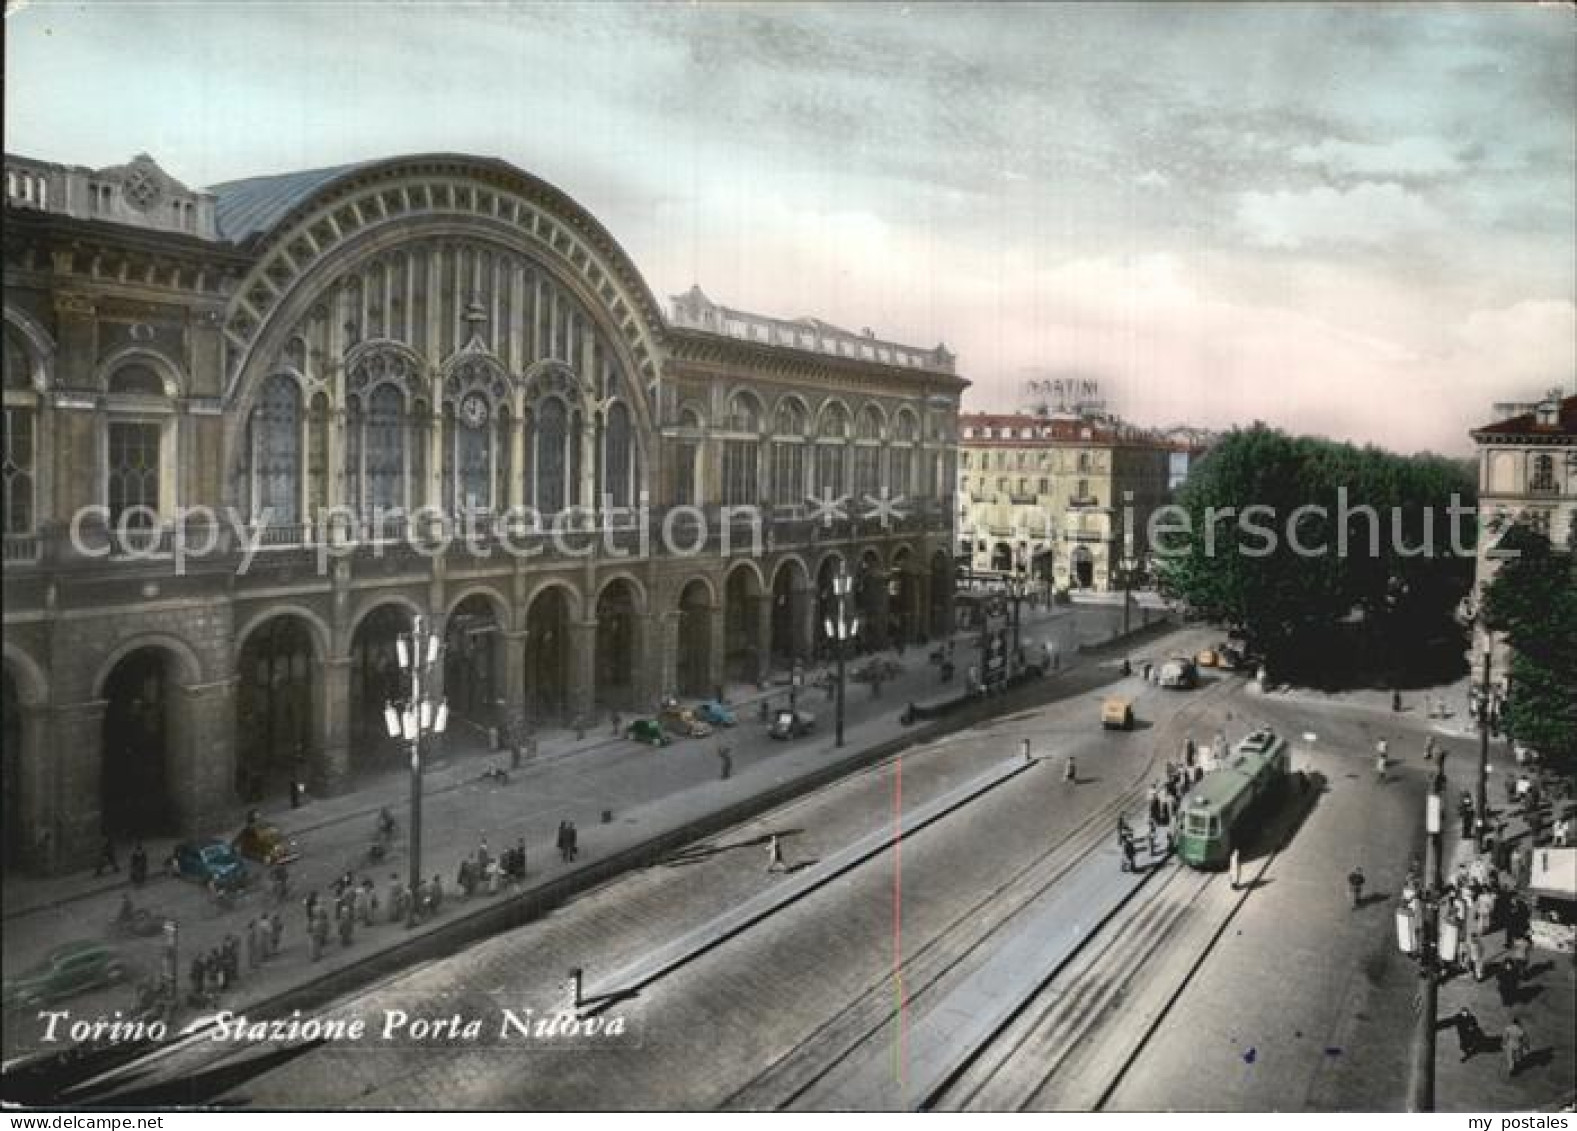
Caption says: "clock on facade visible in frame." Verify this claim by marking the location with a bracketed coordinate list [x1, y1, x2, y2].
[459, 393, 489, 428]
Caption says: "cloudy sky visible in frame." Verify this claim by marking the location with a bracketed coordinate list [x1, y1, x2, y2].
[6, 2, 1574, 453]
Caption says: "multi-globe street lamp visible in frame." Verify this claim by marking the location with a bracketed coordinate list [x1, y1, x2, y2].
[824, 568, 860, 749]
[382, 614, 449, 928]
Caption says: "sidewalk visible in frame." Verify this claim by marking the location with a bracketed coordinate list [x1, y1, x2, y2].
[1, 604, 1113, 1066]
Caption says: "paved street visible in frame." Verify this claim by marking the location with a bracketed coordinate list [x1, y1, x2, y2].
[1, 602, 1101, 1058]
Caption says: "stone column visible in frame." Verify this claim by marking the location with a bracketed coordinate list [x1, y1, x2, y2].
[753, 592, 772, 683]
[569, 619, 598, 723]
[707, 600, 726, 697]
[500, 629, 528, 719]
[312, 656, 352, 794]
[655, 610, 681, 703]
[632, 612, 659, 709]
[170, 678, 237, 836]
[47, 699, 106, 872]
[790, 584, 816, 660]
[868, 570, 891, 651]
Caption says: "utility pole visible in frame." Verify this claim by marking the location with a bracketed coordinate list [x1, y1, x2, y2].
[1476, 646, 1492, 838]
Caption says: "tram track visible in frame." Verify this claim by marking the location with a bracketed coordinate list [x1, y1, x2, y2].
[724, 671, 1248, 1111]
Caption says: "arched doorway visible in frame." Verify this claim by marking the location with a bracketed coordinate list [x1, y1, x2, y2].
[1032, 549, 1054, 597]
[2, 669, 22, 867]
[236, 616, 315, 803]
[991, 542, 1013, 572]
[1071, 546, 1094, 589]
[677, 580, 712, 697]
[445, 594, 500, 734]
[525, 587, 572, 724]
[100, 649, 176, 838]
[723, 565, 762, 684]
[770, 559, 806, 664]
[596, 580, 640, 711]
[349, 604, 413, 771]
[929, 550, 953, 638]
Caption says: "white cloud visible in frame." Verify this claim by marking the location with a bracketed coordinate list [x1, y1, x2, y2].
[1234, 182, 1446, 249]
[1290, 136, 1463, 178]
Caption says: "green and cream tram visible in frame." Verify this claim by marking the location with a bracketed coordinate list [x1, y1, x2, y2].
[1177, 728, 1291, 869]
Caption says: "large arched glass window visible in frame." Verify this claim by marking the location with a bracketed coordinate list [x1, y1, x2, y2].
[889, 409, 918, 498]
[536, 397, 568, 514]
[457, 401, 491, 511]
[249, 374, 301, 524]
[604, 400, 634, 509]
[721, 392, 762, 507]
[815, 402, 850, 499]
[853, 405, 884, 501]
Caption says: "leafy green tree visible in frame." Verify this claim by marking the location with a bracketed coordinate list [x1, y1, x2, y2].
[1482, 522, 1577, 760]
[1155, 425, 1475, 683]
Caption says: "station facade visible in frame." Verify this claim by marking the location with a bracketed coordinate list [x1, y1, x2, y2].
[1, 152, 964, 873]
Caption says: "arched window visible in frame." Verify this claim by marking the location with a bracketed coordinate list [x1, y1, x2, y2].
[457, 399, 491, 511]
[249, 373, 301, 524]
[604, 400, 634, 509]
[889, 409, 918, 498]
[2, 328, 38, 536]
[104, 359, 175, 529]
[772, 399, 807, 508]
[721, 393, 762, 507]
[307, 393, 329, 517]
[495, 405, 512, 511]
[536, 397, 568, 514]
[815, 402, 850, 499]
[108, 363, 164, 397]
[365, 384, 406, 512]
[853, 405, 884, 501]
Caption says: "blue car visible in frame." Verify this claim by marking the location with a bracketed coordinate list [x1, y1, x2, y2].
[695, 700, 736, 727]
[170, 840, 248, 888]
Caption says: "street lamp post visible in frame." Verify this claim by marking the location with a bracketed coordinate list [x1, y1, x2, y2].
[1406, 777, 1445, 1111]
[825, 569, 859, 749]
[1120, 555, 1138, 637]
[383, 614, 449, 928]
[1008, 569, 1026, 675]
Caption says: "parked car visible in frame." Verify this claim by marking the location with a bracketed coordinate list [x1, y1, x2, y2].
[169, 840, 248, 887]
[694, 700, 736, 727]
[626, 718, 672, 747]
[3, 941, 128, 1011]
[233, 822, 300, 866]
[1158, 657, 1200, 690]
[768, 709, 816, 740]
[1216, 643, 1246, 670]
[1101, 696, 1135, 731]
[659, 705, 713, 738]
[1195, 648, 1219, 668]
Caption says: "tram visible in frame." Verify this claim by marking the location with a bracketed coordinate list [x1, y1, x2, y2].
[1176, 728, 1291, 869]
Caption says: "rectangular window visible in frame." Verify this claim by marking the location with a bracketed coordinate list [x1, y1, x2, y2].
[853, 446, 881, 501]
[1, 406, 35, 535]
[108, 421, 160, 527]
[816, 445, 846, 499]
[889, 447, 913, 497]
[772, 442, 805, 507]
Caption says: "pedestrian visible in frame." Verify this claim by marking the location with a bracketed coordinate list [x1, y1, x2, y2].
[610, 710, 622, 737]
[359, 880, 376, 927]
[429, 874, 444, 914]
[388, 874, 405, 924]
[567, 822, 579, 862]
[246, 918, 260, 970]
[1391, 690, 1402, 713]
[1064, 755, 1077, 783]
[94, 834, 120, 876]
[513, 837, 528, 880]
[129, 842, 148, 887]
[1502, 1016, 1529, 1078]
[1347, 866, 1365, 909]
[487, 859, 502, 896]
[1120, 837, 1136, 873]
[458, 858, 475, 897]
[556, 821, 570, 863]
[477, 837, 491, 874]
[718, 744, 733, 781]
[1230, 848, 1242, 891]
[270, 910, 283, 957]
[337, 902, 354, 947]
[309, 910, 327, 961]
[1467, 933, 1486, 982]
[1184, 736, 1196, 767]
[1453, 1007, 1483, 1061]
[289, 779, 304, 809]
[1374, 748, 1388, 784]
[766, 833, 788, 873]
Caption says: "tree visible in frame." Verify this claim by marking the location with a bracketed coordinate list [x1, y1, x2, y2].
[1482, 522, 1577, 761]
[1155, 425, 1475, 684]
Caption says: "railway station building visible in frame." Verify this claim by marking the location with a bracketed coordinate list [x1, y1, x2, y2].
[1, 151, 964, 873]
